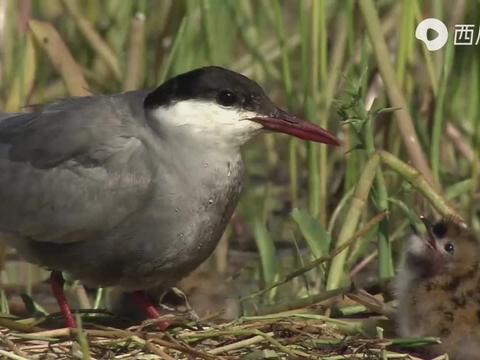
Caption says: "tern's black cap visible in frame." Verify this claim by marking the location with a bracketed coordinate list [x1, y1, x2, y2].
[144, 66, 276, 115]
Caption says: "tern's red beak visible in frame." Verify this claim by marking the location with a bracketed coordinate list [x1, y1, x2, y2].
[252, 109, 340, 146]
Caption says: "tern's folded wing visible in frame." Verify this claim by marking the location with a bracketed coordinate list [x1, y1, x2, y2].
[0, 95, 153, 243]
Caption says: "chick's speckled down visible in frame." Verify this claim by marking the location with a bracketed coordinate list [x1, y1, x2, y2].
[394, 219, 480, 359]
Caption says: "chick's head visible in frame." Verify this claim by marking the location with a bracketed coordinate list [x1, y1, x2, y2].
[406, 218, 478, 279]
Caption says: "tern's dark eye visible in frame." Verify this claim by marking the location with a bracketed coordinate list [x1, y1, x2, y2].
[216, 90, 237, 107]
[444, 243, 455, 254]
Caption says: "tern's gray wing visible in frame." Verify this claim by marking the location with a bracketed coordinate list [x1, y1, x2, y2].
[0, 112, 19, 120]
[0, 94, 153, 243]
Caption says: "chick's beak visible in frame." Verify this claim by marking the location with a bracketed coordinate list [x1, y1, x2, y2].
[252, 108, 340, 146]
[420, 216, 438, 251]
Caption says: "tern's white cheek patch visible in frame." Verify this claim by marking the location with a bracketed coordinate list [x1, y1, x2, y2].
[151, 100, 262, 144]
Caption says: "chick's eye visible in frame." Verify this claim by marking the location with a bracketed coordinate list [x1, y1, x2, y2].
[444, 243, 455, 254]
[217, 91, 237, 107]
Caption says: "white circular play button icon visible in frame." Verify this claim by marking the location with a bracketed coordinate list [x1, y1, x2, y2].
[415, 18, 448, 51]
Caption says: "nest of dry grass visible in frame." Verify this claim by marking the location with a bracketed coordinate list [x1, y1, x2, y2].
[0, 308, 438, 360]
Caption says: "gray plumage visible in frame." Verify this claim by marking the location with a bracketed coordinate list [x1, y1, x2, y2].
[0, 90, 243, 291]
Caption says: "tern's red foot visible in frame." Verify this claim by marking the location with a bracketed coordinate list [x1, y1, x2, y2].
[50, 271, 76, 328]
[132, 291, 170, 331]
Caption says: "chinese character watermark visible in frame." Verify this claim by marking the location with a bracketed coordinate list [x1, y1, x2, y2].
[454, 24, 475, 45]
[416, 18, 480, 51]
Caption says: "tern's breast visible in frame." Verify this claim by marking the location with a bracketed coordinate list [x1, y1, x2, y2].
[120, 151, 244, 286]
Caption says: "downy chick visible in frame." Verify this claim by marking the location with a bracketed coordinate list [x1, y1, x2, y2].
[394, 217, 480, 359]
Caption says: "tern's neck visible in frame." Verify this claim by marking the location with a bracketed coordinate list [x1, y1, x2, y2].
[157, 124, 243, 155]
[158, 121, 245, 192]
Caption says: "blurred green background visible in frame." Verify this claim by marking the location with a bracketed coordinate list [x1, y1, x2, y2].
[0, 0, 477, 319]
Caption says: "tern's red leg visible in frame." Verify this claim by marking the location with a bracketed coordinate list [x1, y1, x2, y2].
[50, 271, 76, 328]
[131, 291, 170, 331]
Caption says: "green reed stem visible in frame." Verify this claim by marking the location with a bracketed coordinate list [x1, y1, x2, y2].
[326, 153, 380, 290]
[431, 39, 454, 187]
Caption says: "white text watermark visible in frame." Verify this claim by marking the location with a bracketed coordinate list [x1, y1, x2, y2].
[415, 18, 480, 51]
